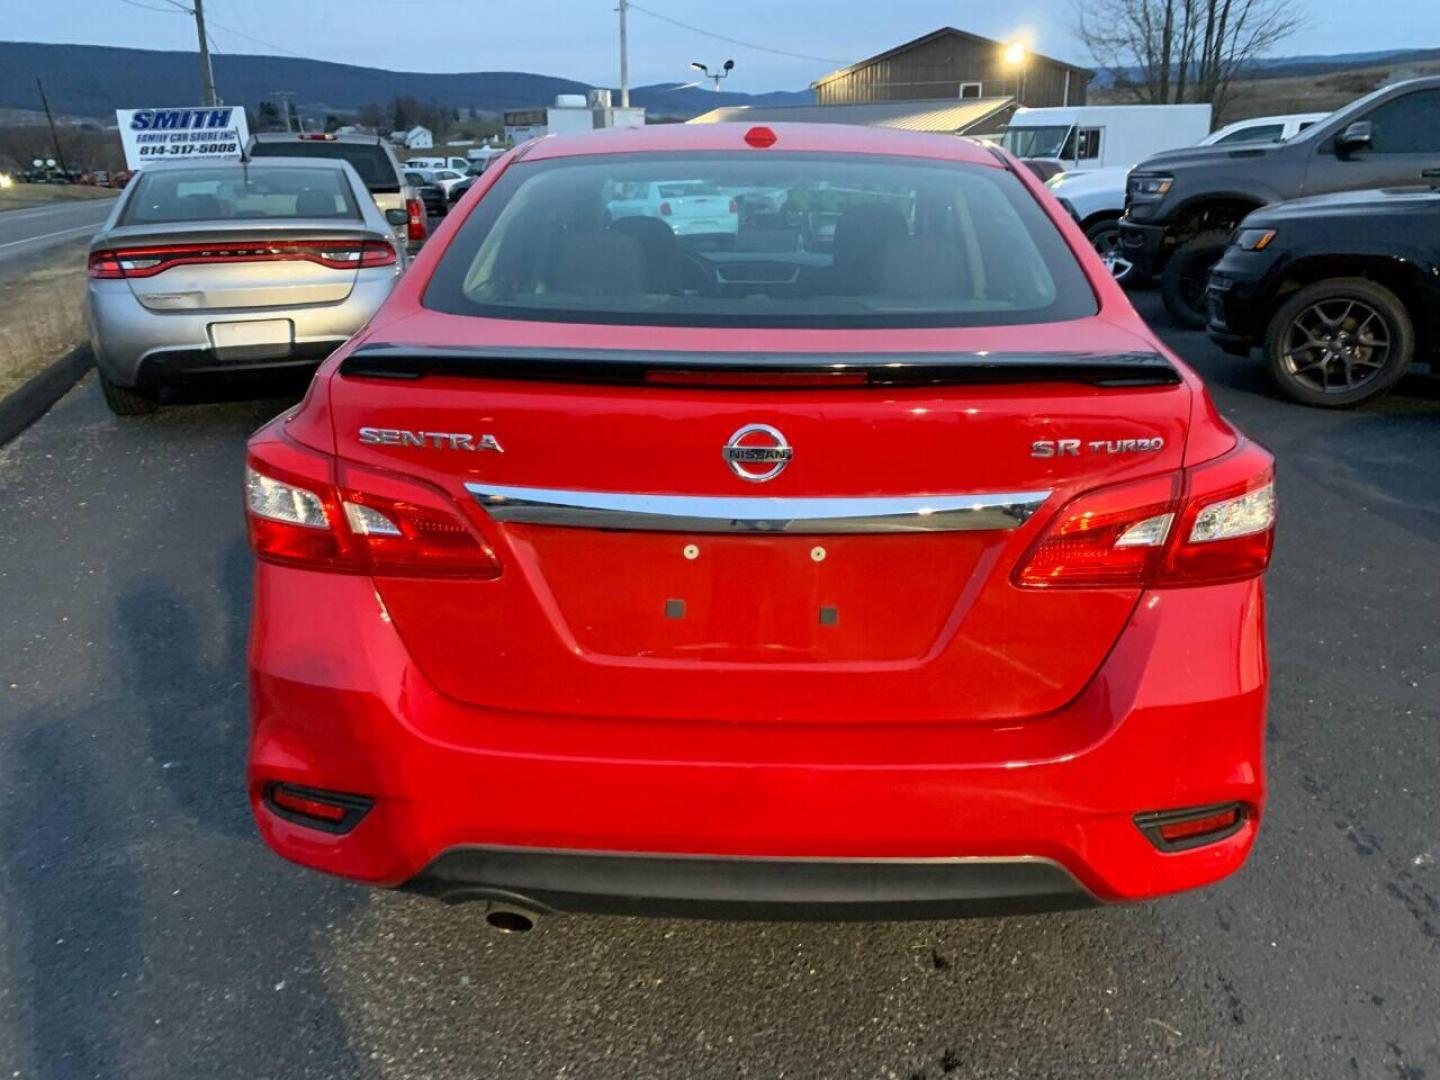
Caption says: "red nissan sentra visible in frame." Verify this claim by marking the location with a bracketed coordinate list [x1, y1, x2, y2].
[245, 123, 1274, 925]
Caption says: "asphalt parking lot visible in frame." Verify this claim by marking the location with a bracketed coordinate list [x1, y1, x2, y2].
[0, 290, 1436, 1079]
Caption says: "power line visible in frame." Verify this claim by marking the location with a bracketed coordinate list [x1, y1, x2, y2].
[115, 0, 191, 14]
[202, 15, 311, 58]
[625, 1, 851, 67]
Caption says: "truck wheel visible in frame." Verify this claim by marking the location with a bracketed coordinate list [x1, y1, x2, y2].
[1084, 218, 1140, 285]
[99, 371, 159, 416]
[1160, 231, 1229, 329]
[1264, 278, 1413, 408]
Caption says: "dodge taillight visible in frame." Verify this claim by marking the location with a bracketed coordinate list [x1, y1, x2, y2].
[88, 240, 395, 278]
[1015, 440, 1275, 589]
[245, 430, 500, 579]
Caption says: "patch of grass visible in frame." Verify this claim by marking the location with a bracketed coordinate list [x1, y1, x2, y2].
[0, 183, 119, 213]
[0, 238, 90, 399]
[1219, 59, 1440, 123]
[1094, 58, 1440, 125]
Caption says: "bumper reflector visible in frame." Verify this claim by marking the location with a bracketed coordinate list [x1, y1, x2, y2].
[264, 782, 373, 834]
[1135, 803, 1246, 852]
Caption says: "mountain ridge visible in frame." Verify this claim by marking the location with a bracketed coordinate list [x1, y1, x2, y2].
[0, 40, 811, 122]
[6, 39, 1436, 123]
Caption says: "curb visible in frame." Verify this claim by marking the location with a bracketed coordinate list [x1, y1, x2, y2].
[0, 345, 94, 447]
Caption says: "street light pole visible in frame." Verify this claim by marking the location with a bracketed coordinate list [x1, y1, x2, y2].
[1003, 42, 1028, 106]
[690, 59, 735, 92]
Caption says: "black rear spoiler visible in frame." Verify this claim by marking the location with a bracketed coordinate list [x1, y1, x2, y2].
[339, 344, 1182, 389]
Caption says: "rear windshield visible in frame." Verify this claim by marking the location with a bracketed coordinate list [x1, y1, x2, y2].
[248, 140, 398, 192]
[423, 152, 1096, 329]
[121, 165, 361, 224]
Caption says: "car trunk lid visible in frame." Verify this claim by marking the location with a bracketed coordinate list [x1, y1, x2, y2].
[324, 319, 1194, 725]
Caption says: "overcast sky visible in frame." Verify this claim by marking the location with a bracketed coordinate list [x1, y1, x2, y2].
[21, 0, 1440, 91]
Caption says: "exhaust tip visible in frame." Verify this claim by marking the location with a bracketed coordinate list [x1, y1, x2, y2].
[485, 908, 535, 934]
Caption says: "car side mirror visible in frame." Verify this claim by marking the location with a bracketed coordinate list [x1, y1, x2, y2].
[1336, 120, 1373, 157]
[385, 208, 409, 227]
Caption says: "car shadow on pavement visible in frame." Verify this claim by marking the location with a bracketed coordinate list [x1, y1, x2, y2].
[0, 711, 144, 1078]
[115, 541, 254, 837]
[159, 371, 315, 410]
[0, 536, 371, 1078]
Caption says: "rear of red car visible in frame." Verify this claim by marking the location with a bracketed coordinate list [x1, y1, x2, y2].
[245, 124, 1273, 921]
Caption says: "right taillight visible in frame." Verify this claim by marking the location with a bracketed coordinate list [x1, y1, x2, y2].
[1156, 442, 1275, 586]
[406, 197, 427, 241]
[1015, 440, 1274, 589]
[245, 428, 500, 579]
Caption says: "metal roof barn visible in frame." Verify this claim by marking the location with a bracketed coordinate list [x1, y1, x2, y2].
[811, 27, 1091, 109]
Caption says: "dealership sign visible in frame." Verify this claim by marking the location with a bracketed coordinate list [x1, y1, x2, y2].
[116, 107, 250, 169]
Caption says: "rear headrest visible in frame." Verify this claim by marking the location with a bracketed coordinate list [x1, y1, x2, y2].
[295, 190, 337, 217]
[175, 193, 221, 220]
[832, 203, 909, 294]
[878, 237, 971, 299]
[548, 232, 647, 296]
[608, 216, 680, 292]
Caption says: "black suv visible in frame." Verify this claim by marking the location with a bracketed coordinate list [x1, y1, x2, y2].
[1120, 77, 1440, 327]
[1205, 186, 1440, 407]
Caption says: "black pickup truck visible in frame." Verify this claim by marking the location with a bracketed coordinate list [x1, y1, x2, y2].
[1205, 185, 1440, 407]
[1119, 77, 1440, 327]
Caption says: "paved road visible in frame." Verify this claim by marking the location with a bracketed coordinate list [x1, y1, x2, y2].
[0, 293, 1436, 1079]
[0, 198, 116, 270]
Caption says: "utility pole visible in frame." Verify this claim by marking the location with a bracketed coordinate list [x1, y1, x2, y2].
[193, 0, 218, 106]
[34, 78, 70, 178]
[269, 91, 297, 132]
[617, 0, 630, 108]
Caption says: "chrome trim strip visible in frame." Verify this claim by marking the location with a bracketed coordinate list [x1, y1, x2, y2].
[466, 483, 1050, 534]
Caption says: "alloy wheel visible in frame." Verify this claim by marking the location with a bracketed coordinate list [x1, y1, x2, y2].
[1090, 226, 1134, 282]
[1280, 298, 1391, 395]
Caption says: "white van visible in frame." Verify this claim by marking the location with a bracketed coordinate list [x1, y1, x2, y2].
[1002, 104, 1213, 173]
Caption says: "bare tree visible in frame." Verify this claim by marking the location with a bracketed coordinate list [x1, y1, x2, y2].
[1075, 0, 1304, 117]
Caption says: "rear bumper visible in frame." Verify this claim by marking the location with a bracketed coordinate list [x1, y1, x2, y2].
[403, 847, 1094, 919]
[248, 567, 1267, 914]
[86, 272, 396, 387]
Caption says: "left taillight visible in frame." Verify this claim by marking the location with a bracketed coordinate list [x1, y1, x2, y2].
[87, 252, 127, 278]
[406, 197, 427, 241]
[1014, 439, 1275, 589]
[245, 429, 500, 578]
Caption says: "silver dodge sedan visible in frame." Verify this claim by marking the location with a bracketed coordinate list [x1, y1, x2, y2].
[86, 157, 406, 415]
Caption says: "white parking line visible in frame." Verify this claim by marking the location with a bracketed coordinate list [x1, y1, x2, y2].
[0, 223, 101, 252]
